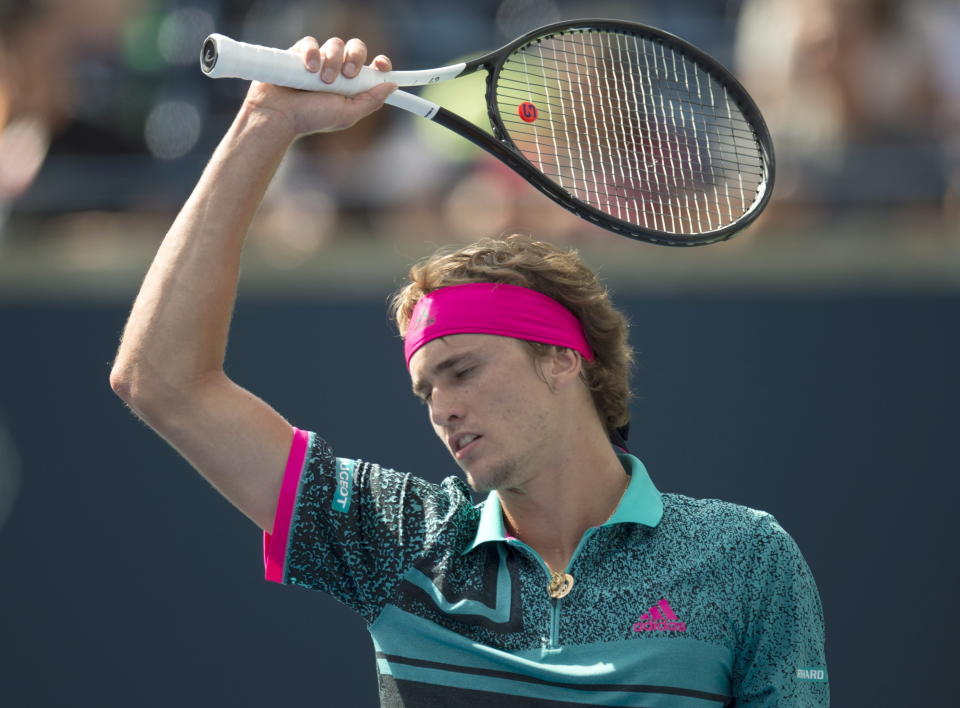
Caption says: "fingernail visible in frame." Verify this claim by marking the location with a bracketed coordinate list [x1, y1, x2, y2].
[322, 67, 336, 83]
[343, 62, 356, 77]
[307, 57, 319, 71]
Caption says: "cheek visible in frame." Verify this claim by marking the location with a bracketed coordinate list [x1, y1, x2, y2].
[490, 380, 546, 427]
[428, 411, 445, 438]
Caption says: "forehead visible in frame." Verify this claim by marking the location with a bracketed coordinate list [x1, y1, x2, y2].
[408, 334, 524, 381]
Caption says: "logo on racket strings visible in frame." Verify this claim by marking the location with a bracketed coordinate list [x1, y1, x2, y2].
[518, 102, 539, 123]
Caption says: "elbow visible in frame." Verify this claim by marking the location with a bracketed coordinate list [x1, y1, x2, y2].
[110, 369, 173, 429]
[109, 363, 155, 414]
[109, 364, 133, 402]
[109, 365, 172, 425]
[108, 359, 164, 412]
[109, 361, 221, 420]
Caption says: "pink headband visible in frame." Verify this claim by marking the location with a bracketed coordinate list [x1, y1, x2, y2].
[403, 282, 595, 368]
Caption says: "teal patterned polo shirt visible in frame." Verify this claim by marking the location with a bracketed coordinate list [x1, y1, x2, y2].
[263, 429, 828, 706]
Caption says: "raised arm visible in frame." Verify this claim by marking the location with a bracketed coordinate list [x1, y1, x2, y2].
[109, 37, 395, 532]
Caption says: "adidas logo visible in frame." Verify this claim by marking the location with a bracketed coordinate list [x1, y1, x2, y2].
[632, 599, 687, 632]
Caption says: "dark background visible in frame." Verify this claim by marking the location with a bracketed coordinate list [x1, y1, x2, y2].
[0, 291, 956, 706]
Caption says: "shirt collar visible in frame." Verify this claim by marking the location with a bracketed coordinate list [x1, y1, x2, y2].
[463, 453, 664, 555]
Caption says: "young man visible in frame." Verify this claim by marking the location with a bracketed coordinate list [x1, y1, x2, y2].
[111, 37, 828, 706]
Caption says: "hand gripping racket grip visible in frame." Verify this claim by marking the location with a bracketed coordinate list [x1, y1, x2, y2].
[201, 33, 387, 94]
[200, 34, 464, 114]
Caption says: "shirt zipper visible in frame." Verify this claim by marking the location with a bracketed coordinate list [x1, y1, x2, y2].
[507, 527, 598, 649]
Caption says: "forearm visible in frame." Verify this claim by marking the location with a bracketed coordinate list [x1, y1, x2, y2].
[107, 36, 393, 531]
[111, 103, 296, 405]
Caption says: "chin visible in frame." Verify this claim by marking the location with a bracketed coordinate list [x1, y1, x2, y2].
[463, 461, 512, 494]
[461, 468, 487, 493]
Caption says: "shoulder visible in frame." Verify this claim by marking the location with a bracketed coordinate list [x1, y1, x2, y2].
[659, 492, 797, 557]
[661, 492, 776, 530]
[657, 493, 819, 609]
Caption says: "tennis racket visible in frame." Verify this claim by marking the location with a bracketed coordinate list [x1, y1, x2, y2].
[201, 19, 774, 247]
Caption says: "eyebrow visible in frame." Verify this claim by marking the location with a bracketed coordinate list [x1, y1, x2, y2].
[411, 353, 472, 398]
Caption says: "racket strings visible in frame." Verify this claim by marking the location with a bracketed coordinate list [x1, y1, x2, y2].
[511, 161, 748, 232]
[572, 33, 748, 229]
[497, 85, 762, 147]
[486, 126, 761, 184]
[499, 115, 765, 166]
[488, 141, 758, 202]
[493, 29, 767, 236]
[496, 57, 748, 119]
[496, 171, 735, 226]
[498, 91, 760, 147]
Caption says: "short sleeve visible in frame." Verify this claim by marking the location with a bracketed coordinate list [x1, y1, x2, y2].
[732, 515, 829, 706]
[262, 428, 475, 623]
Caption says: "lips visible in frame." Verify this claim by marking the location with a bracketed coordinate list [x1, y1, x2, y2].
[451, 433, 482, 459]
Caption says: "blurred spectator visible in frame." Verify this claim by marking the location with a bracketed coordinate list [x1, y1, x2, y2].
[0, 0, 141, 236]
[254, 104, 460, 262]
[0, 1, 71, 231]
[735, 0, 953, 226]
[912, 0, 960, 227]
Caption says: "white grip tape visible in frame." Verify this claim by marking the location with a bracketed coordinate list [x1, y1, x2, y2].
[202, 34, 379, 94]
[384, 91, 440, 119]
[202, 34, 466, 97]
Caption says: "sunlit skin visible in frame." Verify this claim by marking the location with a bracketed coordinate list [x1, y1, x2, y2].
[408, 333, 630, 572]
[410, 334, 560, 493]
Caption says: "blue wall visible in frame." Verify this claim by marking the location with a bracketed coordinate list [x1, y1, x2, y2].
[0, 292, 956, 706]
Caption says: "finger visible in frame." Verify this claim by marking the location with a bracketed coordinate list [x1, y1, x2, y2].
[371, 54, 392, 72]
[318, 36, 345, 83]
[291, 36, 321, 72]
[342, 38, 367, 78]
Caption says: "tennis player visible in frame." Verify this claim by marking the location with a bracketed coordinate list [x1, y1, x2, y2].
[111, 37, 828, 706]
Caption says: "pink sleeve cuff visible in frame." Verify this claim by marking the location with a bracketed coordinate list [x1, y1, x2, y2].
[262, 427, 311, 583]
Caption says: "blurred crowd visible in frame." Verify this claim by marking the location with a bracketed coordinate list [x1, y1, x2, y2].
[0, 0, 957, 259]
[736, 0, 959, 230]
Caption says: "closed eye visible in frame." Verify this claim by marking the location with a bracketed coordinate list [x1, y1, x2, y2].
[411, 356, 479, 405]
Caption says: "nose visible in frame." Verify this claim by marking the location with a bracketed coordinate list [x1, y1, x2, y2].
[429, 386, 462, 428]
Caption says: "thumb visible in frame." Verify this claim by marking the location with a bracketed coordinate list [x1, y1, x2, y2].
[349, 82, 397, 116]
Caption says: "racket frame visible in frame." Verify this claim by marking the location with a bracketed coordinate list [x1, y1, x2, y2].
[469, 19, 775, 246]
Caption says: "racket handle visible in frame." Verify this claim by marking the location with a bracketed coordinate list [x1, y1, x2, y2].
[201, 34, 467, 96]
[201, 34, 386, 95]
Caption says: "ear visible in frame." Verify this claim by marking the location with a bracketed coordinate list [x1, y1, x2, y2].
[543, 347, 583, 392]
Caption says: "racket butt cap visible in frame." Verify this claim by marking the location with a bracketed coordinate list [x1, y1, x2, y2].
[200, 34, 221, 75]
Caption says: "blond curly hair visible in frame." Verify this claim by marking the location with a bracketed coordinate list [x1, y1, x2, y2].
[389, 236, 633, 432]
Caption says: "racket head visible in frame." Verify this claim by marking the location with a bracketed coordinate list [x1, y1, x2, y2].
[481, 19, 775, 246]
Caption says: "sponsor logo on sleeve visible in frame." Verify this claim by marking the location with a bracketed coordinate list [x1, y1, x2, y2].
[331, 458, 356, 513]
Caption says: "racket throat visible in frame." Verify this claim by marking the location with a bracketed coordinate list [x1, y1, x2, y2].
[432, 108, 514, 158]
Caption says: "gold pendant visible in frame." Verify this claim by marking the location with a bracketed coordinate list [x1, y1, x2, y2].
[547, 571, 574, 599]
